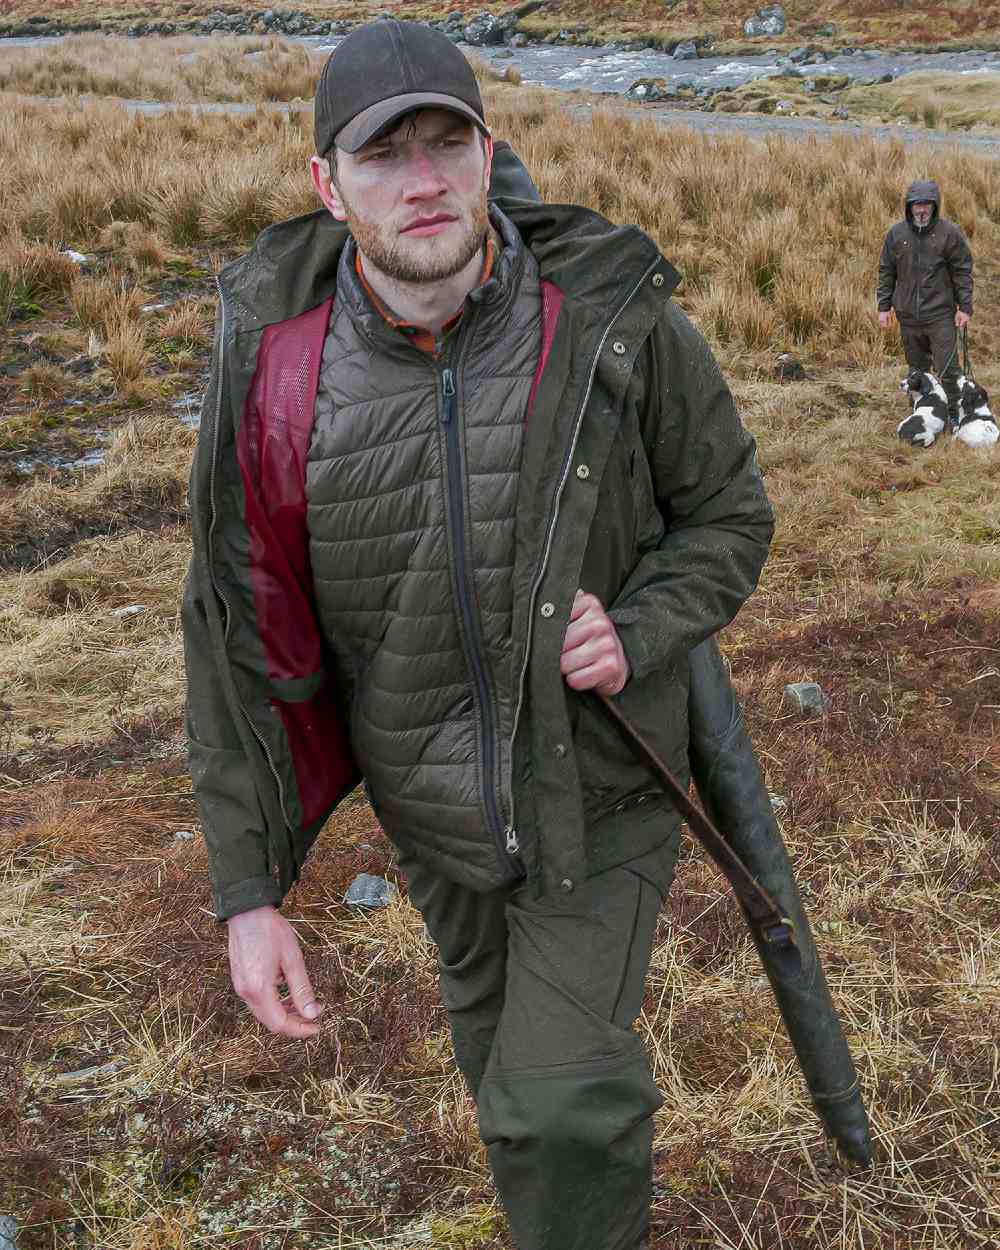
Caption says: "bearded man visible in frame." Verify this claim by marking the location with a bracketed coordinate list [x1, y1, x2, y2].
[183, 19, 773, 1249]
[878, 179, 974, 428]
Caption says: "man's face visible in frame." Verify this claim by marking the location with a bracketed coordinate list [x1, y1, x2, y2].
[311, 109, 492, 284]
[911, 200, 934, 227]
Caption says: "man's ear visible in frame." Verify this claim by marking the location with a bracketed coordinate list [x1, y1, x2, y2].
[482, 134, 494, 193]
[310, 154, 347, 221]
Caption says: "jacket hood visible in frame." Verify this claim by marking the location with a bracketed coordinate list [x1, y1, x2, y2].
[218, 199, 680, 334]
[905, 179, 940, 229]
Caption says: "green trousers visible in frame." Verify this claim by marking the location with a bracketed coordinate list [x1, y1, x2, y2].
[399, 834, 680, 1250]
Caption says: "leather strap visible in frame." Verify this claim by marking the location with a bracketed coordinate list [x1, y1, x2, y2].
[596, 694, 796, 951]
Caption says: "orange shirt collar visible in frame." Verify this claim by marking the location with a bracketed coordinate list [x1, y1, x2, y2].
[354, 232, 497, 356]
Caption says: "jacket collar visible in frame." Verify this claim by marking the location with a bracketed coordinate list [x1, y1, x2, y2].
[218, 200, 681, 337]
[333, 206, 530, 357]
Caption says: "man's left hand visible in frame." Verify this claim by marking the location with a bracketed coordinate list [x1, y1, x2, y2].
[956, 310, 971, 329]
[560, 590, 630, 696]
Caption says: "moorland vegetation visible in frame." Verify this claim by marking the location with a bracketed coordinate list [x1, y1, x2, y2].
[1, 38, 998, 1250]
[3, 0, 1000, 50]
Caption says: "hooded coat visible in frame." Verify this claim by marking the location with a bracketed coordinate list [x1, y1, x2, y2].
[877, 179, 973, 324]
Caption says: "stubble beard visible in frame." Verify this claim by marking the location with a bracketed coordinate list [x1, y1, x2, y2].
[343, 193, 489, 285]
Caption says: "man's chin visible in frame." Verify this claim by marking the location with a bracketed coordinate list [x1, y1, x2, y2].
[384, 234, 480, 285]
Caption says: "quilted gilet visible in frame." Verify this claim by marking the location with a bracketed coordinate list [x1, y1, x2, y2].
[306, 215, 542, 869]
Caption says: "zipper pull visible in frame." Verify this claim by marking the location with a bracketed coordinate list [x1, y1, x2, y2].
[441, 367, 456, 426]
[505, 826, 519, 854]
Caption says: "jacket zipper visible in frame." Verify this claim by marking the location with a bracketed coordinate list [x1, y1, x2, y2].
[506, 258, 660, 828]
[207, 278, 292, 834]
[440, 365, 519, 864]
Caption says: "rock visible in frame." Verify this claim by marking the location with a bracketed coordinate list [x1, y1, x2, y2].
[774, 352, 807, 380]
[626, 77, 676, 102]
[774, 99, 794, 113]
[494, 48, 514, 58]
[64, 355, 96, 377]
[802, 78, 816, 93]
[344, 873, 397, 909]
[811, 73, 849, 91]
[743, 5, 786, 38]
[63, 250, 90, 266]
[672, 40, 698, 60]
[769, 794, 787, 810]
[510, 32, 529, 46]
[673, 74, 696, 90]
[111, 604, 147, 617]
[173, 829, 196, 841]
[505, 0, 546, 18]
[783, 682, 828, 714]
[832, 105, 849, 120]
[0, 1215, 16, 1250]
[788, 46, 810, 63]
[464, 11, 510, 45]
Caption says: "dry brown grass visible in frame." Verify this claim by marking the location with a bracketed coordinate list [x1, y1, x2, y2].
[0, 231, 80, 325]
[0, 34, 323, 104]
[1, 77, 998, 1250]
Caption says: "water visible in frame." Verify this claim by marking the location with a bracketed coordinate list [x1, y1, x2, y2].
[5, 32, 1000, 97]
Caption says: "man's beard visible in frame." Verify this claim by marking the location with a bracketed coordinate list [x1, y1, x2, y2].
[343, 193, 489, 284]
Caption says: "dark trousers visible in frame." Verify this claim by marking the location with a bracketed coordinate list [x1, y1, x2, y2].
[399, 834, 680, 1250]
[900, 317, 960, 419]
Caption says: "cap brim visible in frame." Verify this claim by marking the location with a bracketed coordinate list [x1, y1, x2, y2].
[334, 93, 489, 153]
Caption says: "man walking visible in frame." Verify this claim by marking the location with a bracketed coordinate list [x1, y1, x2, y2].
[878, 179, 973, 427]
[183, 20, 773, 1248]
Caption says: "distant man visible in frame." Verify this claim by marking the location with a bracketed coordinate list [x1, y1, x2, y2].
[878, 179, 973, 428]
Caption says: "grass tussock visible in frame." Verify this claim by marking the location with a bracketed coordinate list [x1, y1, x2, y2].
[846, 69, 1000, 132]
[1, 76, 999, 1250]
[0, 33, 323, 104]
[0, 231, 80, 325]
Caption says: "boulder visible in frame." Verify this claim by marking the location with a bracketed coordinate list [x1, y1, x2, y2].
[626, 77, 677, 102]
[743, 5, 786, 38]
[510, 32, 528, 47]
[0, 1216, 15, 1250]
[672, 40, 698, 60]
[464, 10, 512, 45]
[788, 46, 810, 63]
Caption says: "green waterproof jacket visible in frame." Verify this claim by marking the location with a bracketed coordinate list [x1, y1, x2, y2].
[183, 148, 774, 920]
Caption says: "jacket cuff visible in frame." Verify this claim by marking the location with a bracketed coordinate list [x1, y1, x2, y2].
[609, 605, 661, 683]
[214, 875, 283, 922]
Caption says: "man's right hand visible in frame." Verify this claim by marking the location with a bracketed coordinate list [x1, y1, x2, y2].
[227, 905, 324, 1039]
[878, 311, 893, 329]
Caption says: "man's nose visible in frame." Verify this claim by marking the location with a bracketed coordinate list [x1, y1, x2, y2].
[402, 147, 448, 199]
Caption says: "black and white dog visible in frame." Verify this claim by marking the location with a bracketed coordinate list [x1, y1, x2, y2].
[897, 369, 948, 447]
[954, 375, 1000, 448]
